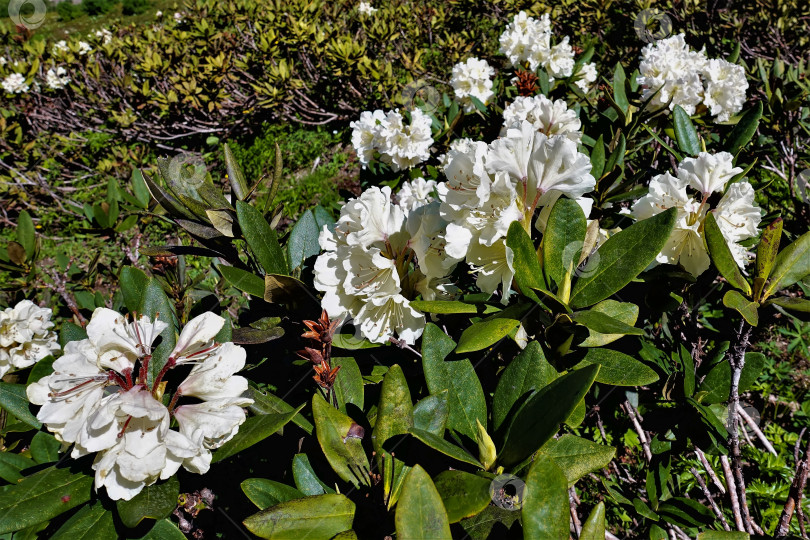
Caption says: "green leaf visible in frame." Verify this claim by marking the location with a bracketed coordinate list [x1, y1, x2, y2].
[131, 168, 151, 208]
[287, 210, 321, 270]
[0, 383, 40, 430]
[573, 309, 643, 336]
[580, 502, 606, 540]
[409, 428, 483, 467]
[59, 322, 87, 347]
[697, 352, 766, 404]
[422, 324, 487, 440]
[754, 218, 783, 299]
[673, 105, 700, 156]
[408, 300, 477, 314]
[120, 266, 149, 313]
[249, 388, 312, 435]
[456, 318, 520, 354]
[543, 197, 587, 293]
[263, 274, 309, 304]
[578, 348, 659, 386]
[580, 300, 640, 347]
[30, 432, 60, 464]
[570, 208, 677, 309]
[139, 278, 176, 385]
[223, 143, 249, 202]
[292, 453, 334, 495]
[723, 290, 759, 326]
[395, 465, 452, 540]
[0, 452, 35, 484]
[412, 392, 449, 436]
[764, 231, 810, 299]
[537, 435, 616, 487]
[332, 357, 364, 412]
[433, 470, 491, 523]
[50, 501, 116, 540]
[236, 200, 288, 275]
[767, 297, 810, 313]
[244, 494, 355, 539]
[506, 222, 545, 303]
[312, 394, 371, 488]
[492, 341, 558, 432]
[521, 457, 569, 539]
[603, 133, 626, 174]
[218, 265, 265, 297]
[657, 497, 714, 527]
[499, 364, 599, 467]
[697, 532, 750, 540]
[241, 479, 304, 510]
[213, 406, 303, 463]
[16, 210, 36, 259]
[612, 63, 629, 114]
[459, 504, 520, 539]
[726, 101, 763, 156]
[135, 519, 187, 540]
[705, 212, 752, 296]
[590, 136, 606, 180]
[372, 364, 413, 468]
[0, 466, 93, 534]
[116, 476, 179, 528]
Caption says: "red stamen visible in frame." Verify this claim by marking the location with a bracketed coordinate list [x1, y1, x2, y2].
[48, 378, 99, 398]
[117, 415, 133, 438]
[167, 390, 182, 415]
[151, 357, 175, 391]
[109, 371, 130, 390]
[139, 354, 151, 385]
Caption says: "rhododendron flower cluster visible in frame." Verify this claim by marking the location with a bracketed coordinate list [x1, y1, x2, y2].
[45, 67, 71, 90]
[631, 151, 762, 276]
[501, 94, 581, 141]
[350, 109, 434, 172]
[27, 309, 252, 501]
[499, 11, 575, 82]
[450, 57, 496, 112]
[314, 183, 460, 345]
[0, 300, 60, 378]
[637, 34, 748, 121]
[1, 73, 29, 94]
[437, 120, 595, 301]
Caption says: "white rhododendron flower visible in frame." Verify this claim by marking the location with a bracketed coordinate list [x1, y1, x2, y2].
[575, 62, 598, 92]
[397, 177, 437, 213]
[314, 186, 460, 344]
[701, 58, 749, 122]
[438, 137, 475, 170]
[77, 41, 92, 55]
[358, 1, 377, 15]
[637, 34, 747, 121]
[45, 67, 70, 90]
[2, 73, 29, 94]
[173, 12, 186, 23]
[499, 11, 575, 82]
[95, 28, 113, 44]
[450, 57, 495, 112]
[631, 153, 761, 276]
[501, 95, 581, 141]
[0, 300, 60, 378]
[350, 108, 433, 172]
[27, 308, 252, 501]
[52, 40, 69, 55]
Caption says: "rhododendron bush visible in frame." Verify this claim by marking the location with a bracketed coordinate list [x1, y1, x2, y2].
[1, 5, 809, 540]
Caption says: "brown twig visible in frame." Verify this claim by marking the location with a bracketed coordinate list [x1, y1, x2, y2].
[738, 407, 778, 456]
[721, 455, 746, 532]
[691, 467, 731, 531]
[695, 446, 726, 494]
[776, 437, 810, 537]
[727, 319, 755, 533]
[625, 400, 652, 462]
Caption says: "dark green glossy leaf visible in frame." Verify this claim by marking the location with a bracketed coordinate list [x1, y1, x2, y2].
[578, 348, 659, 386]
[543, 197, 587, 292]
[244, 494, 355, 539]
[30, 432, 60, 464]
[673, 105, 700, 156]
[723, 290, 759, 326]
[0, 383, 40, 430]
[219, 265, 265, 297]
[213, 405, 303, 463]
[59, 322, 87, 347]
[223, 143, 249, 202]
[236, 200, 288, 275]
[492, 341, 557, 432]
[412, 391, 449, 436]
[697, 352, 766, 404]
[433, 470, 491, 523]
[287, 209, 321, 271]
[371, 364, 413, 468]
[726, 101, 763, 155]
[580, 502, 606, 540]
[537, 435, 616, 487]
[409, 428, 482, 467]
[50, 501, 115, 540]
[573, 309, 643, 336]
[768, 297, 810, 313]
[521, 457, 569, 539]
[292, 453, 334, 495]
[139, 278, 176, 385]
[456, 318, 520, 354]
[408, 300, 477, 314]
[312, 393, 371, 488]
[579, 300, 639, 347]
[248, 388, 312, 435]
[705, 212, 751, 296]
[764, 231, 810, 299]
[590, 136, 605, 180]
[116, 476, 179, 528]
[241, 479, 304, 510]
[120, 266, 149, 313]
[506, 221, 545, 303]
[332, 357, 364, 412]
[570, 208, 677, 309]
[395, 465, 452, 540]
[16, 210, 36, 259]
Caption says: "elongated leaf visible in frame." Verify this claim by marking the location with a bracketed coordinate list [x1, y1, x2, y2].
[544, 197, 587, 292]
[292, 453, 334, 495]
[244, 494, 355, 539]
[30, 432, 60, 464]
[506, 222, 545, 303]
[331, 356, 364, 412]
[395, 465, 452, 540]
[0, 466, 93, 534]
[579, 348, 659, 386]
[580, 300, 639, 347]
[492, 341, 558, 432]
[590, 136, 606, 180]
[499, 365, 599, 467]
[136, 520, 187, 539]
[422, 324, 487, 440]
[764, 231, 810, 299]
[264, 274, 309, 304]
[580, 502, 606, 540]
[726, 101, 763, 155]
[213, 406, 303, 463]
[522, 457, 569, 539]
[372, 364, 413, 468]
[573, 310, 643, 336]
[537, 435, 616, 486]
[705, 212, 752, 295]
[768, 297, 810, 313]
[16, 210, 36, 259]
[312, 394, 371, 488]
[249, 388, 312, 435]
[219, 265, 265, 297]
[241, 479, 304, 510]
[120, 266, 149, 313]
[570, 208, 677, 309]
[50, 501, 116, 540]
[116, 477, 179, 528]
[0, 382, 40, 429]
[754, 218, 783, 299]
[723, 290, 759, 326]
[59, 322, 87, 347]
[434, 470, 491, 523]
[409, 428, 483, 467]
[456, 318, 520, 354]
[288, 210, 321, 270]
[236, 200, 288, 275]
[139, 278, 176, 385]
[0, 452, 35, 484]
[409, 300, 477, 314]
[412, 392, 449, 436]
[673, 105, 700, 156]
[223, 143, 249, 201]
[612, 63, 629, 114]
